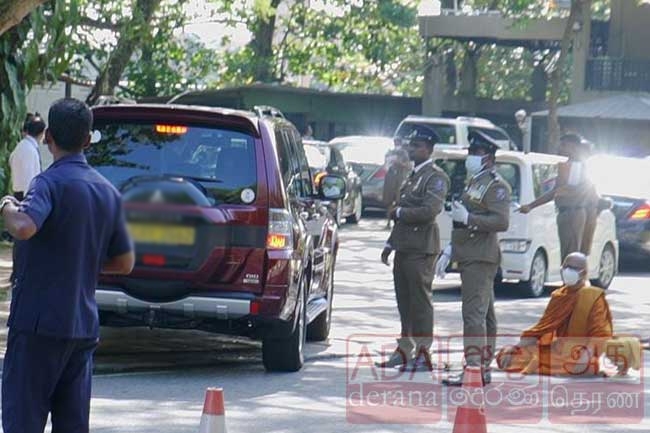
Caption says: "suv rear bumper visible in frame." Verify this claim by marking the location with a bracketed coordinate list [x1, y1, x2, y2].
[96, 289, 251, 320]
[96, 287, 295, 339]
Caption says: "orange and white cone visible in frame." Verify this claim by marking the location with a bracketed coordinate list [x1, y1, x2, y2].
[452, 366, 487, 433]
[199, 388, 227, 433]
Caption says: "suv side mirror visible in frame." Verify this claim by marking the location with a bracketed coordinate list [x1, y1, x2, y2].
[318, 174, 346, 200]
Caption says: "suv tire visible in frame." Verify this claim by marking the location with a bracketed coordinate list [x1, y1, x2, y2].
[307, 270, 334, 341]
[262, 280, 306, 372]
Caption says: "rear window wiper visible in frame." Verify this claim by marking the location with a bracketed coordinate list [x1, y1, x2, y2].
[163, 173, 223, 183]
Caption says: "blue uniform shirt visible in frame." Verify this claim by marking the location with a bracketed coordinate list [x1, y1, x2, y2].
[8, 153, 132, 339]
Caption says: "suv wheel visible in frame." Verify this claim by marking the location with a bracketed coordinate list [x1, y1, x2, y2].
[347, 194, 362, 224]
[520, 250, 547, 298]
[262, 280, 306, 372]
[307, 269, 334, 341]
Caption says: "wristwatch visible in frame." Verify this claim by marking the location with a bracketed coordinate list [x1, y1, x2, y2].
[0, 198, 12, 216]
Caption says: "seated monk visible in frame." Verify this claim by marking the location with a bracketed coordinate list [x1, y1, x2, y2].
[496, 252, 635, 377]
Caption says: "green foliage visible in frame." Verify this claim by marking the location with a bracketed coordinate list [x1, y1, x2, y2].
[211, 0, 425, 96]
[0, 0, 81, 193]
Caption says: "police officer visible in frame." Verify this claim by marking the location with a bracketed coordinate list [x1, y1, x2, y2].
[436, 130, 510, 386]
[518, 133, 601, 261]
[1, 98, 135, 433]
[377, 129, 449, 372]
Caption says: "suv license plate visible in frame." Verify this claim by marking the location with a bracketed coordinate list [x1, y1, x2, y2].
[128, 223, 196, 246]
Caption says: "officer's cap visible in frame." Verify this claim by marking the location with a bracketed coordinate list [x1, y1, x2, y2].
[467, 129, 499, 154]
[407, 125, 440, 148]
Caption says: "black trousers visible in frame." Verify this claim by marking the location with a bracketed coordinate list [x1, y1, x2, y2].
[2, 330, 98, 433]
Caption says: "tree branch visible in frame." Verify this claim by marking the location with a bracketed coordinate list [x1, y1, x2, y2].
[0, 0, 47, 37]
[80, 16, 123, 31]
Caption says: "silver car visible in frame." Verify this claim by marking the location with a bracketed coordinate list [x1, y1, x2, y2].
[328, 135, 394, 210]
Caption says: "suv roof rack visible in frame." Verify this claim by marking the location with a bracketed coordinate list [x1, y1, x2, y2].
[253, 105, 285, 119]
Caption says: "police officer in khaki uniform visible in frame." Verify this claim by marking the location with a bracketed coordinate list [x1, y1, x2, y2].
[518, 133, 603, 261]
[377, 129, 450, 371]
[436, 130, 510, 386]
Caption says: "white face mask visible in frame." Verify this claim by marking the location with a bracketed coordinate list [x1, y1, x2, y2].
[561, 267, 582, 286]
[465, 155, 485, 175]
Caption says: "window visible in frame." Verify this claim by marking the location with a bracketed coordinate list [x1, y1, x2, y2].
[291, 129, 314, 197]
[275, 129, 294, 189]
[87, 122, 257, 205]
[395, 121, 456, 144]
[329, 148, 347, 172]
[434, 158, 520, 203]
[532, 163, 558, 199]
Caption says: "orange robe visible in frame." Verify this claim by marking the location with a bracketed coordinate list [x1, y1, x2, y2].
[497, 285, 613, 376]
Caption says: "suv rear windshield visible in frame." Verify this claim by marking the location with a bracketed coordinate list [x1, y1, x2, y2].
[87, 122, 257, 205]
[434, 158, 520, 203]
[395, 121, 456, 145]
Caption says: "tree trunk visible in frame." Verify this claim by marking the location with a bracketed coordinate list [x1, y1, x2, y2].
[0, 0, 46, 37]
[86, 0, 162, 105]
[249, 0, 282, 83]
[459, 44, 480, 98]
[547, 0, 590, 154]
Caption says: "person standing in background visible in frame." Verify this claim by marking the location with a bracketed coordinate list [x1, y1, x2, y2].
[10, 113, 45, 201]
[518, 133, 603, 261]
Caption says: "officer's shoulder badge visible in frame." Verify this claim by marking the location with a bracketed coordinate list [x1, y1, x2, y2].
[434, 177, 446, 192]
[495, 186, 508, 201]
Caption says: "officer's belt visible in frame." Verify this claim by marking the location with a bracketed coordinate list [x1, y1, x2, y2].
[453, 221, 468, 229]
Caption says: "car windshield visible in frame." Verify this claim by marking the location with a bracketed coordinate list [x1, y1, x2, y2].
[86, 122, 257, 205]
[395, 122, 457, 145]
[336, 142, 392, 165]
[586, 154, 650, 199]
[304, 144, 327, 169]
[434, 157, 521, 203]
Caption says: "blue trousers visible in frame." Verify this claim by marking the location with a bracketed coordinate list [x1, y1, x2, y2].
[2, 329, 98, 433]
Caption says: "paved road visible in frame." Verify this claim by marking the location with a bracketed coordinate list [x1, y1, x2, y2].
[1, 217, 649, 432]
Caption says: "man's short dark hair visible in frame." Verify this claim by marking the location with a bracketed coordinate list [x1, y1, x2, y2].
[24, 115, 46, 137]
[48, 98, 93, 152]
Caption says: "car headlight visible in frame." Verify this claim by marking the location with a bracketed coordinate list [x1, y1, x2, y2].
[499, 239, 531, 253]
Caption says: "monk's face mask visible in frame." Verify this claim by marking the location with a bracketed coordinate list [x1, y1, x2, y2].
[561, 267, 583, 286]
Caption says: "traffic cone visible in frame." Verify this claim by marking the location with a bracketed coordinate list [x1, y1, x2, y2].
[452, 366, 487, 433]
[199, 387, 227, 433]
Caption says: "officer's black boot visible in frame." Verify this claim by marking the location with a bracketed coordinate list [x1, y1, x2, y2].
[375, 348, 410, 368]
[442, 367, 491, 387]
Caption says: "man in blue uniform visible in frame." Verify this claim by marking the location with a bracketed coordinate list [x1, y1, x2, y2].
[1, 98, 135, 433]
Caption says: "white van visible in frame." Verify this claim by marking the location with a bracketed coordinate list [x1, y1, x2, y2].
[434, 146, 619, 297]
[394, 115, 518, 151]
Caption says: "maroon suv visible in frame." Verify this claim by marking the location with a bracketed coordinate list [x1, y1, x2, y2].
[88, 104, 345, 372]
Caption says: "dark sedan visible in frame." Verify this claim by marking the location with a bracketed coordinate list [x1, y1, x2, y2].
[303, 141, 363, 224]
[587, 154, 650, 261]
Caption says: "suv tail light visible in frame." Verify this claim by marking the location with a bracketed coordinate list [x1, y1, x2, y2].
[267, 208, 294, 250]
[628, 202, 650, 220]
[372, 166, 387, 180]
